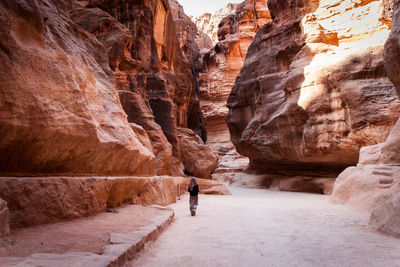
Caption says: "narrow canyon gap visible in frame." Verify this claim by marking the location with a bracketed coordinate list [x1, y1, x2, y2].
[1, 0, 400, 266]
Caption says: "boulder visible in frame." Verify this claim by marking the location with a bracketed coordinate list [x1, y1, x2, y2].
[177, 128, 218, 179]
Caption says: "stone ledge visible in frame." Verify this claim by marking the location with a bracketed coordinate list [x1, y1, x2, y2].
[0, 176, 180, 229]
[0, 206, 174, 267]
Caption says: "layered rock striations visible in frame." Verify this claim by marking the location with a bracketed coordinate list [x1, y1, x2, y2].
[0, 0, 156, 176]
[227, 0, 400, 181]
[332, 0, 400, 238]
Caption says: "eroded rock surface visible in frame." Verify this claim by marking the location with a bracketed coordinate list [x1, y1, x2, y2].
[0, 198, 10, 237]
[0, 176, 179, 229]
[0, 0, 157, 176]
[70, 0, 206, 176]
[226, 0, 400, 180]
[193, 3, 240, 45]
[199, 0, 271, 177]
[332, 0, 400, 238]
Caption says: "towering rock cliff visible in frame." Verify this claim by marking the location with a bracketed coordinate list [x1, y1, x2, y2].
[332, 0, 400, 238]
[199, 0, 271, 173]
[226, 0, 400, 183]
[0, 0, 156, 176]
[193, 3, 240, 45]
[70, 0, 205, 176]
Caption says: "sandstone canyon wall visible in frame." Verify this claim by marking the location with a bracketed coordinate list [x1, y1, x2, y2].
[0, 0, 223, 229]
[0, 0, 156, 176]
[226, 0, 400, 183]
[332, 0, 400, 238]
[71, 0, 208, 176]
[0, 0, 217, 178]
[198, 0, 272, 175]
[193, 3, 240, 45]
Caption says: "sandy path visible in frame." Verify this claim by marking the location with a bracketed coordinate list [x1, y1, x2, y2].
[128, 187, 400, 267]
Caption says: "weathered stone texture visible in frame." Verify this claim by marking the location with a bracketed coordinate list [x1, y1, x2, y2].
[332, 0, 400, 238]
[0, 176, 179, 229]
[199, 1, 271, 173]
[70, 0, 206, 176]
[0, 198, 10, 237]
[193, 3, 240, 45]
[227, 0, 400, 177]
[0, 0, 156, 176]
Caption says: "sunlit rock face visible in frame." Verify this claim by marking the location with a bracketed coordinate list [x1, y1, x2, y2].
[70, 0, 205, 175]
[177, 128, 218, 178]
[198, 0, 271, 177]
[193, 3, 240, 45]
[0, 0, 157, 176]
[227, 0, 400, 178]
[332, 0, 400, 238]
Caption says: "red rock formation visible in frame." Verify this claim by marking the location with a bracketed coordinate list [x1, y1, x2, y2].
[332, 0, 400, 238]
[193, 3, 240, 45]
[177, 128, 218, 178]
[226, 0, 400, 185]
[197, 0, 271, 180]
[69, 0, 206, 176]
[0, 198, 9, 237]
[0, 0, 156, 176]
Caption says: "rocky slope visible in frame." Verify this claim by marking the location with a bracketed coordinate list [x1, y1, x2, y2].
[332, 0, 400, 238]
[226, 0, 400, 184]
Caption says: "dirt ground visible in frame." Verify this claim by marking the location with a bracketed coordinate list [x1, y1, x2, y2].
[0, 205, 166, 257]
[128, 187, 400, 267]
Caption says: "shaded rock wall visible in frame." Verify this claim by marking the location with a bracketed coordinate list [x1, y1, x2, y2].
[332, 0, 400, 238]
[0, 198, 10, 237]
[227, 0, 400, 178]
[0, 0, 156, 176]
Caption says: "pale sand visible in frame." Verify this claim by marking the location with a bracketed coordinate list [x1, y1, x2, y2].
[128, 187, 400, 267]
